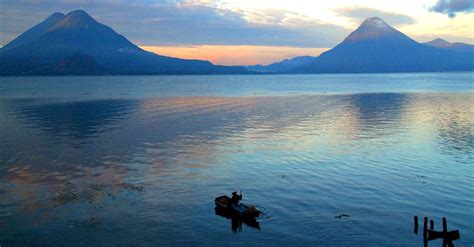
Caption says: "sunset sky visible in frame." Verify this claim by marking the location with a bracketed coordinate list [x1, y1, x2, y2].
[1, 0, 473, 65]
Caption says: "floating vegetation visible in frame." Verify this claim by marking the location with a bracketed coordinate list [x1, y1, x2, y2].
[117, 182, 144, 192]
[279, 174, 294, 184]
[51, 182, 144, 207]
[67, 217, 104, 231]
[52, 182, 80, 205]
[90, 184, 107, 192]
[335, 213, 351, 219]
[416, 175, 428, 184]
[87, 217, 103, 228]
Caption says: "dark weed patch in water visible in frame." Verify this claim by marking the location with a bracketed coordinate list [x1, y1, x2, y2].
[51, 182, 145, 207]
[116, 183, 144, 192]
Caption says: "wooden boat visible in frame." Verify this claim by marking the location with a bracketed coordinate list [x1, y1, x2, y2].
[214, 195, 260, 218]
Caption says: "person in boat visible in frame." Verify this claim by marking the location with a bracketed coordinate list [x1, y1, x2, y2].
[230, 191, 242, 205]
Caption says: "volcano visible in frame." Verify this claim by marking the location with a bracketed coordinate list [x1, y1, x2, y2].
[248, 17, 474, 73]
[0, 10, 248, 75]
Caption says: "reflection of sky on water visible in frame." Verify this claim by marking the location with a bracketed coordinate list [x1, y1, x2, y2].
[403, 94, 473, 161]
[0, 93, 473, 245]
[347, 93, 408, 138]
[1, 93, 472, 185]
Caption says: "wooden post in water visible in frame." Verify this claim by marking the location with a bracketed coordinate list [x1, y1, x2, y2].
[414, 216, 418, 234]
[423, 217, 428, 247]
[442, 217, 455, 247]
[414, 216, 461, 246]
[442, 217, 447, 247]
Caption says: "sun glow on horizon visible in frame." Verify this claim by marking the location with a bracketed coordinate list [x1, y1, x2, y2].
[140, 45, 329, 65]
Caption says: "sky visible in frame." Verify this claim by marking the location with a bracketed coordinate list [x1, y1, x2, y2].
[0, 0, 473, 65]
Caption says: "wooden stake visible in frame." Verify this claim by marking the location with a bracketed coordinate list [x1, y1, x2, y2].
[423, 217, 428, 247]
[442, 217, 447, 247]
[414, 216, 418, 234]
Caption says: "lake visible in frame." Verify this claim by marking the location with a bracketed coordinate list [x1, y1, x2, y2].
[0, 73, 473, 246]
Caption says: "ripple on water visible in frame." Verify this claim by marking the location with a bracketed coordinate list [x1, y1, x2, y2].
[0, 92, 473, 245]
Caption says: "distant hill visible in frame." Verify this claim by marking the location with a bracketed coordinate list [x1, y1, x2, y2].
[247, 17, 474, 73]
[0, 10, 249, 75]
[246, 56, 317, 73]
[424, 38, 474, 53]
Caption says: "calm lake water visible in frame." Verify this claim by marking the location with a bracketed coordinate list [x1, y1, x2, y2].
[0, 73, 473, 246]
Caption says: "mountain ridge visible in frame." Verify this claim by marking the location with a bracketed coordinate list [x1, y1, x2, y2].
[247, 17, 473, 73]
[2, 12, 66, 51]
[0, 10, 250, 75]
[424, 38, 474, 53]
[1, 12, 473, 75]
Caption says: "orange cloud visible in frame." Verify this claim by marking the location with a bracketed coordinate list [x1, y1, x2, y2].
[140, 45, 328, 65]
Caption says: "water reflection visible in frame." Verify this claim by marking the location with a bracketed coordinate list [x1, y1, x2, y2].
[432, 98, 473, 157]
[214, 207, 261, 232]
[0, 93, 473, 245]
[402, 94, 473, 159]
[346, 93, 409, 139]
[9, 99, 138, 140]
[1, 94, 472, 187]
[1, 94, 472, 185]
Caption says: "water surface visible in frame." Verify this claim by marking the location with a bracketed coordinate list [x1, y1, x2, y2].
[0, 73, 473, 246]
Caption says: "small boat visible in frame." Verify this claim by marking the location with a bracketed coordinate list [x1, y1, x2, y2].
[214, 194, 260, 218]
